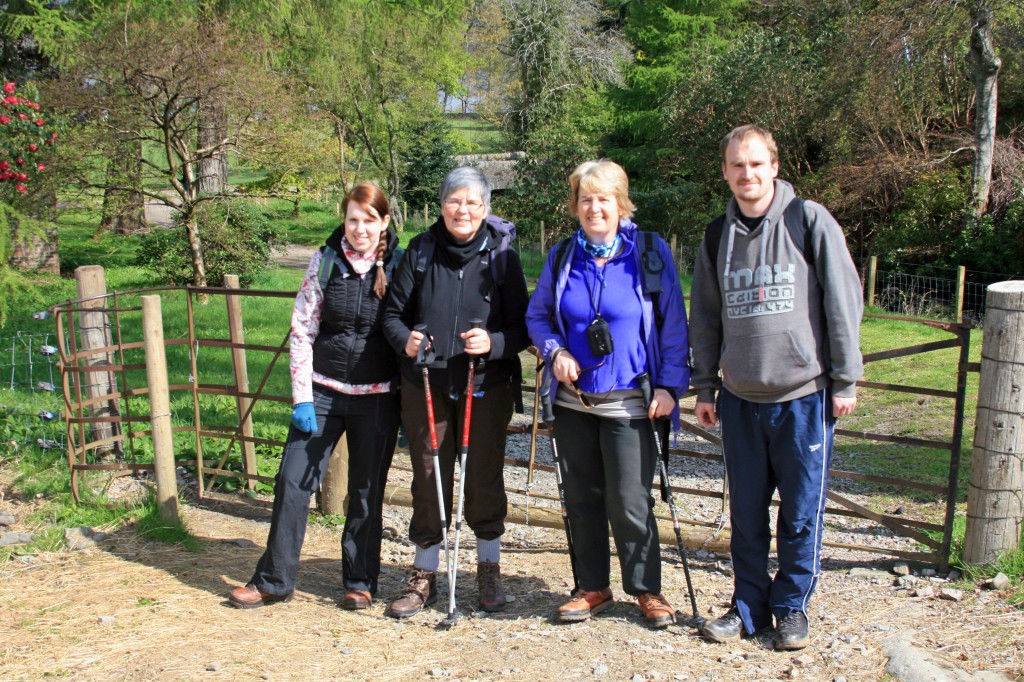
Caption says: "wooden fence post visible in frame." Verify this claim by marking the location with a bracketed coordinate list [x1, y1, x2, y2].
[224, 275, 258, 490]
[423, 204, 428, 228]
[670, 235, 678, 271]
[74, 265, 121, 459]
[141, 295, 179, 522]
[320, 436, 350, 516]
[867, 256, 878, 308]
[540, 220, 546, 257]
[955, 266, 966, 324]
[964, 281, 1024, 564]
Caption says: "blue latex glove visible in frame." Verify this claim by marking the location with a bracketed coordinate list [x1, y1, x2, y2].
[291, 402, 317, 434]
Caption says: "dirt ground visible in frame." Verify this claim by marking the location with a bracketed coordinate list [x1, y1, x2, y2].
[1, 450, 1022, 682]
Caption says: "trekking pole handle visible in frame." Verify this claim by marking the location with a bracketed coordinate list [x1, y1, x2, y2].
[468, 318, 485, 369]
[414, 324, 433, 366]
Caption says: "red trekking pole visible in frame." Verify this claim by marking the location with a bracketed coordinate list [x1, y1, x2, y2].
[415, 324, 452, 614]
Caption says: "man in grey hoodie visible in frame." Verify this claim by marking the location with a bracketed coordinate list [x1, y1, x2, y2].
[690, 125, 863, 650]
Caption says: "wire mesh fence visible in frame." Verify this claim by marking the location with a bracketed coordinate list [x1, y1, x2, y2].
[871, 264, 1022, 324]
[0, 331, 66, 453]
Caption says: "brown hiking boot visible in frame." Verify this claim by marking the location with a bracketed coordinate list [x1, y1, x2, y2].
[557, 587, 614, 622]
[477, 562, 507, 613]
[637, 593, 675, 629]
[387, 569, 436, 619]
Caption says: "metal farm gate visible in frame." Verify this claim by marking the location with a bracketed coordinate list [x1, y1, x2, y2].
[52, 281, 973, 569]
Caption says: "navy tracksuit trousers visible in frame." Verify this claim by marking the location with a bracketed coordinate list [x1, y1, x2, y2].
[719, 387, 835, 635]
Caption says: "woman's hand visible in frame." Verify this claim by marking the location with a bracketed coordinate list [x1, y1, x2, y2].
[461, 327, 491, 356]
[404, 329, 426, 358]
[648, 388, 675, 420]
[551, 348, 581, 384]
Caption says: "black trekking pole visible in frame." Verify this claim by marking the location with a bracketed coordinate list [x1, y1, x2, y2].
[637, 373, 704, 628]
[541, 369, 579, 594]
[440, 319, 484, 627]
[415, 325, 452, 614]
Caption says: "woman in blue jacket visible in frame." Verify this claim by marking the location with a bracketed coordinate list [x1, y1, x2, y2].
[526, 160, 690, 628]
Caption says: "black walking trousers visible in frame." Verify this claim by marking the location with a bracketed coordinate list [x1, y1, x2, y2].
[553, 405, 661, 596]
[250, 386, 400, 596]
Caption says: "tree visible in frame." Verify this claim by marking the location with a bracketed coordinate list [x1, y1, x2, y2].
[285, 0, 472, 214]
[500, 0, 629, 144]
[57, 8, 288, 287]
[969, 1, 1001, 217]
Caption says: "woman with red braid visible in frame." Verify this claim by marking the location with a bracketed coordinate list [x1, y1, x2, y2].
[228, 183, 401, 612]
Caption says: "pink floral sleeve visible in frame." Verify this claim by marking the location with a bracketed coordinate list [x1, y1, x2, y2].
[289, 251, 323, 405]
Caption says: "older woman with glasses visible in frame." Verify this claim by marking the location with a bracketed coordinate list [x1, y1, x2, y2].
[526, 160, 690, 628]
[382, 166, 530, 619]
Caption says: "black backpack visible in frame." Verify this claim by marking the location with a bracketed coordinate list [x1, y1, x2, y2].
[317, 244, 402, 291]
[550, 230, 667, 328]
[412, 215, 517, 294]
[703, 197, 810, 269]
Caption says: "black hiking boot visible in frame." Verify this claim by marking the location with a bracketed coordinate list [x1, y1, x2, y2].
[774, 611, 810, 650]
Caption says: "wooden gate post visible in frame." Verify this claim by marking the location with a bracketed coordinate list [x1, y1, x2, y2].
[224, 275, 258, 489]
[964, 281, 1024, 564]
[74, 265, 120, 458]
[866, 256, 878, 308]
[141, 295, 179, 522]
[320, 436, 350, 516]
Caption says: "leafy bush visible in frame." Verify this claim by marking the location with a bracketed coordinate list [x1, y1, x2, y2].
[399, 118, 463, 215]
[136, 200, 278, 287]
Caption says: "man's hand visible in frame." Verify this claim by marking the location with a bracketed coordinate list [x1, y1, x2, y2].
[648, 388, 675, 420]
[695, 400, 718, 428]
[833, 395, 856, 418]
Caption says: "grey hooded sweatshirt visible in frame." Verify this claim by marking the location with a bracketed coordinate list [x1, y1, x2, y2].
[690, 179, 863, 404]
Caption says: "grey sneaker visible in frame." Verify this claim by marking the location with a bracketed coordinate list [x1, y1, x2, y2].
[701, 606, 743, 643]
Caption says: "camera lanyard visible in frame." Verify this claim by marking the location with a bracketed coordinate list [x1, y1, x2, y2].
[585, 259, 606, 322]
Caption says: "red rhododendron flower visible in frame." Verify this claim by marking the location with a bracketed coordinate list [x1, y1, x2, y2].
[0, 161, 8, 171]
[27, 143, 37, 152]
[36, 164, 44, 172]
[0, 116, 10, 124]
[3, 96, 16, 105]
[15, 158, 24, 165]
[18, 112, 28, 120]
[16, 184, 26, 193]
[51, 132, 58, 139]
[35, 118, 44, 126]
[3, 82, 15, 94]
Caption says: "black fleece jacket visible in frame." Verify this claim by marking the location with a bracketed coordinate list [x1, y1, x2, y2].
[382, 218, 530, 395]
[312, 226, 400, 385]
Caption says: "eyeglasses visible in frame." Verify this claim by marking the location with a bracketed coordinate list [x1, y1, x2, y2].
[569, 360, 605, 409]
[443, 197, 484, 212]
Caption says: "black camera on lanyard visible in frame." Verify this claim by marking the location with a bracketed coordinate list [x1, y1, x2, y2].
[586, 315, 613, 357]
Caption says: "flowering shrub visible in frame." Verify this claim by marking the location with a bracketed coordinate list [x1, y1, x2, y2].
[0, 82, 55, 196]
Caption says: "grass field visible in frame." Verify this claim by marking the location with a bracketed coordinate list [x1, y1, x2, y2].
[448, 114, 505, 154]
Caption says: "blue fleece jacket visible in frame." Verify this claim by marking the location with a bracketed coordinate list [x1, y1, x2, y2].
[526, 221, 690, 420]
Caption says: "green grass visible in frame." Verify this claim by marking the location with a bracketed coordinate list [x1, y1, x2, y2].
[447, 114, 505, 154]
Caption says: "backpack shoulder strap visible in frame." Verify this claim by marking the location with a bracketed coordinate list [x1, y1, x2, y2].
[317, 245, 350, 291]
[703, 214, 726, 271]
[636, 231, 664, 331]
[782, 197, 812, 266]
[386, 247, 404, 281]
[413, 233, 436, 288]
[637, 231, 664, 296]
